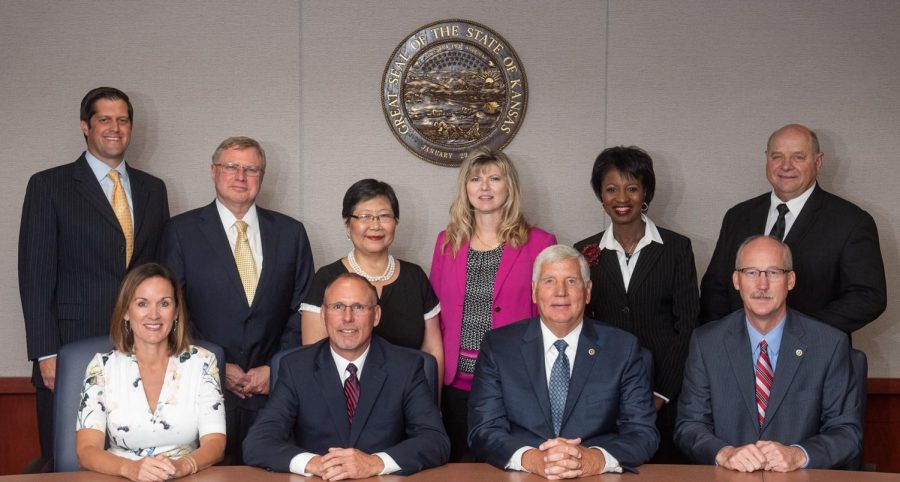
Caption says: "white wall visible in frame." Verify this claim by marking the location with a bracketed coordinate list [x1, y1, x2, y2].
[1, 1, 897, 377]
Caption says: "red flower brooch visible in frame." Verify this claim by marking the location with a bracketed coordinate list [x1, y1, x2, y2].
[580, 244, 600, 267]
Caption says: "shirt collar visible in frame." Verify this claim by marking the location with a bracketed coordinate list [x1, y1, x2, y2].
[331, 345, 371, 380]
[215, 199, 259, 230]
[85, 150, 128, 182]
[539, 319, 583, 354]
[598, 214, 664, 252]
[770, 182, 816, 217]
[746, 314, 786, 356]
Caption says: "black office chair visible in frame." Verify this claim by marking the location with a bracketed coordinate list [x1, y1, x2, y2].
[52, 336, 225, 472]
[847, 348, 868, 470]
[269, 344, 440, 403]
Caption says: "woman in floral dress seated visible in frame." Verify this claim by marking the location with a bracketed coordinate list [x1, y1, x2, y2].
[76, 263, 225, 480]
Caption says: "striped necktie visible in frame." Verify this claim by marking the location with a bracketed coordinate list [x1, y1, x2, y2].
[755, 340, 774, 426]
[344, 363, 360, 423]
[108, 170, 133, 266]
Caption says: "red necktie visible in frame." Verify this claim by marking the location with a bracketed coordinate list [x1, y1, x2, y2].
[755, 340, 773, 426]
[344, 363, 360, 423]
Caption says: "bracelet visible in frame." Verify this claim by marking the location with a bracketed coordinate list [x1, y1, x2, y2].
[183, 454, 198, 475]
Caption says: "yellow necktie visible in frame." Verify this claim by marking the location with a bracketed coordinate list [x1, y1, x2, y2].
[108, 170, 133, 266]
[233, 220, 258, 304]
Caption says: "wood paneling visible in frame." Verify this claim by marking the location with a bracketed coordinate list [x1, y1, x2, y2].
[0, 378, 40, 475]
[1, 377, 899, 474]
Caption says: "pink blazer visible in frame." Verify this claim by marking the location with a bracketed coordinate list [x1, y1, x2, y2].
[429, 227, 557, 389]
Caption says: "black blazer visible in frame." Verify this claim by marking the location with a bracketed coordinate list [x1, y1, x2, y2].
[242, 336, 450, 475]
[160, 201, 314, 411]
[19, 153, 169, 362]
[574, 227, 699, 401]
[699, 185, 886, 333]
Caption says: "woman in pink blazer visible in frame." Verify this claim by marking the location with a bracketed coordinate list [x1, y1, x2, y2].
[430, 147, 556, 461]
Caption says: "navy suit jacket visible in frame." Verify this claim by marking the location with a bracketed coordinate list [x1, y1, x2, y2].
[19, 153, 169, 363]
[674, 309, 861, 468]
[468, 317, 659, 470]
[242, 336, 450, 474]
[160, 201, 313, 411]
[699, 185, 886, 333]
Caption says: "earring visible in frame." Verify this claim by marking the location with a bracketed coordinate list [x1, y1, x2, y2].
[122, 319, 130, 333]
[641, 202, 649, 213]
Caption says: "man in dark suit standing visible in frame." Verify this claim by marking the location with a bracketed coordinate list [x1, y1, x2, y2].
[468, 245, 658, 478]
[160, 136, 313, 464]
[18, 87, 169, 463]
[243, 273, 449, 478]
[700, 123, 885, 334]
[676, 236, 860, 472]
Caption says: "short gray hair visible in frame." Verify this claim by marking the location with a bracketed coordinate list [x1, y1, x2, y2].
[532, 245, 591, 284]
[734, 235, 793, 271]
[211, 136, 266, 166]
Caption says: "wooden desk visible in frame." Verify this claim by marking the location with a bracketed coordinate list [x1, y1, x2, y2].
[1, 464, 897, 481]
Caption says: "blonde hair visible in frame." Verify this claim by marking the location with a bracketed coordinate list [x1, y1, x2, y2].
[442, 147, 530, 256]
[110, 263, 191, 356]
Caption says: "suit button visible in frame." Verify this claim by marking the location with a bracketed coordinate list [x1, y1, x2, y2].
[119, 246, 125, 253]
[621, 306, 630, 315]
[494, 306, 501, 313]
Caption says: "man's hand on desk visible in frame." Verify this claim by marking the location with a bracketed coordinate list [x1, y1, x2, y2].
[523, 437, 604, 479]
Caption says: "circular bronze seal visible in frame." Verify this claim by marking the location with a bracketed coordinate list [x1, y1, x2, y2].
[382, 19, 528, 167]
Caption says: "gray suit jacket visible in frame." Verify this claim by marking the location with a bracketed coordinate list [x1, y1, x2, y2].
[674, 309, 861, 468]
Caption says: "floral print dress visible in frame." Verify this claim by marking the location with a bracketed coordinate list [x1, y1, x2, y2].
[77, 345, 225, 460]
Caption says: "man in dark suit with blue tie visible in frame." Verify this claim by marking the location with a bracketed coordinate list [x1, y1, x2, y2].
[676, 235, 860, 472]
[19, 87, 169, 463]
[243, 273, 449, 478]
[700, 124, 885, 334]
[160, 136, 313, 464]
[468, 245, 658, 478]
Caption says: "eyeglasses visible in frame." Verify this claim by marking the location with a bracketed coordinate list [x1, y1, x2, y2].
[735, 267, 792, 279]
[325, 302, 376, 315]
[349, 214, 396, 225]
[213, 162, 264, 177]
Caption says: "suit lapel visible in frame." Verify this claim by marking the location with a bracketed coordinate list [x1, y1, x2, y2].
[126, 165, 150, 244]
[520, 319, 554, 434]
[197, 202, 247, 305]
[761, 313, 807, 434]
[783, 185, 823, 245]
[349, 339, 387, 447]
[598, 248, 626, 297]
[627, 242, 663, 293]
[561, 321, 600, 428]
[493, 242, 522, 302]
[314, 346, 351, 446]
[72, 156, 121, 232]
[252, 208, 278, 307]
[747, 194, 770, 235]
[724, 314, 759, 431]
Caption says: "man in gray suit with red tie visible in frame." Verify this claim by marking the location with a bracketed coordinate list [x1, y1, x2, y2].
[19, 87, 170, 464]
[160, 136, 313, 464]
[676, 235, 860, 472]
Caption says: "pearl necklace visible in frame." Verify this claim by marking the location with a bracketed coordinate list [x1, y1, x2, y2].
[347, 250, 395, 282]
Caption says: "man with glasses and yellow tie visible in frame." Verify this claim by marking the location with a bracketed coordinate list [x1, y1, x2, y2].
[19, 86, 170, 467]
[160, 136, 313, 464]
[676, 235, 860, 472]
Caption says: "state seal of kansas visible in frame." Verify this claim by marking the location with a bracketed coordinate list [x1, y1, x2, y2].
[382, 19, 528, 167]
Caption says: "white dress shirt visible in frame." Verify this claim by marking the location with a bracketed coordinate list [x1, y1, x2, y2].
[288, 345, 401, 476]
[506, 320, 622, 474]
[216, 199, 263, 274]
[597, 214, 664, 291]
[764, 183, 816, 239]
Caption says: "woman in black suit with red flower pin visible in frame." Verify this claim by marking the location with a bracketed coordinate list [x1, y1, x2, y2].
[574, 146, 699, 464]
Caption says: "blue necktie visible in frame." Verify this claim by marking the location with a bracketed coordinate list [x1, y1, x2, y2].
[549, 340, 570, 436]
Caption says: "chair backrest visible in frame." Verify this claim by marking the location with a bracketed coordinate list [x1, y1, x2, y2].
[53, 336, 225, 472]
[640, 346, 654, 389]
[846, 348, 868, 470]
[269, 344, 439, 403]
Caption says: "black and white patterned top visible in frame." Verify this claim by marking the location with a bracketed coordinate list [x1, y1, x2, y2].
[457, 244, 504, 375]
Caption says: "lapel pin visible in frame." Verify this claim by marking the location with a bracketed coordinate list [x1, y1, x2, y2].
[588, 348, 596, 356]
[795, 349, 803, 357]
